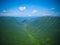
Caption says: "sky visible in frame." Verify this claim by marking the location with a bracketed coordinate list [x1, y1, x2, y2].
[0, 0, 60, 17]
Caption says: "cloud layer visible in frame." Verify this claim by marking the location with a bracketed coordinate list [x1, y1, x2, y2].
[0, 6, 59, 17]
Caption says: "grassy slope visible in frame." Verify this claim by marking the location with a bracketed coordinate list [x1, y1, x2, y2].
[0, 16, 60, 45]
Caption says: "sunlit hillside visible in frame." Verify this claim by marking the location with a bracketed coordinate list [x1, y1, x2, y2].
[0, 16, 60, 45]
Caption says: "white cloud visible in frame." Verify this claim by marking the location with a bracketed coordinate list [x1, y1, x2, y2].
[51, 8, 55, 10]
[42, 13, 51, 16]
[2, 10, 7, 13]
[32, 10, 38, 14]
[19, 6, 26, 11]
[28, 14, 32, 16]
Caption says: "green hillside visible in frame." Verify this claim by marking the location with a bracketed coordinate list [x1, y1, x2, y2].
[0, 16, 60, 45]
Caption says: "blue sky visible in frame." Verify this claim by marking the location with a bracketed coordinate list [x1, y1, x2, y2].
[0, 0, 60, 17]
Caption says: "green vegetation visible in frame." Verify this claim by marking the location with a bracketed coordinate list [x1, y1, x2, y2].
[0, 16, 60, 45]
